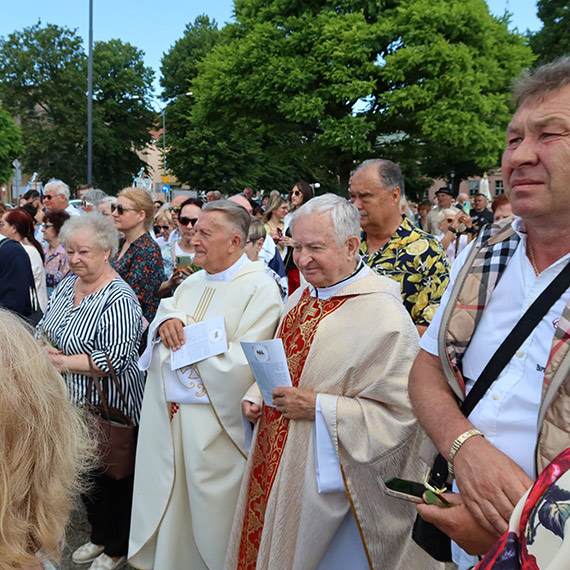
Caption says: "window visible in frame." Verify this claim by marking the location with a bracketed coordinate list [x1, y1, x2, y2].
[495, 180, 504, 197]
[469, 180, 479, 196]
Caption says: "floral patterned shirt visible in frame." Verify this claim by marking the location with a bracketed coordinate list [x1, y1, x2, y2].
[111, 232, 164, 325]
[359, 216, 450, 327]
[43, 244, 70, 297]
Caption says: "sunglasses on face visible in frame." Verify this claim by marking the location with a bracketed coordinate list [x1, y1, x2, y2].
[179, 216, 198, 227]
[154, 225, 170, 232]
[82, 200, 93, 207]
[111, 203, 137, 215]
[43, 194, 55, 201]
[291, 190, 302, 197]
[42, 223, 54, 229]
[169, 206, 181, 214]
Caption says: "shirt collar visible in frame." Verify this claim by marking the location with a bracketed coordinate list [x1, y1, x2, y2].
[205, 253, 251, 282]
[310, 258, 369, 300]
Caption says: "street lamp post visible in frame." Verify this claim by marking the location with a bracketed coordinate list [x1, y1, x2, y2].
[87, 0, 93, 185]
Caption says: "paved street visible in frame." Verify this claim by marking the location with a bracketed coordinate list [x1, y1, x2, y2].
[57, 502, 134, 570]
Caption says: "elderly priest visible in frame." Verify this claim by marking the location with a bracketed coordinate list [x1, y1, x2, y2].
[225, 195, 440, 570]
[129, 200, 282, 570]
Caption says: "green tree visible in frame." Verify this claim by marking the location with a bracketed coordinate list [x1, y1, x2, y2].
[0, 22, 155, 192]
[529, 0, 570, 66]
[164, 0, 534, 197]
[0, 106, 23, 185]
[0, 22, 87, 187]
[91, 39, 156, 190]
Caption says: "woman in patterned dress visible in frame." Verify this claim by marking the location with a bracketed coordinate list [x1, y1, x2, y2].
[110, 187, 164, 330]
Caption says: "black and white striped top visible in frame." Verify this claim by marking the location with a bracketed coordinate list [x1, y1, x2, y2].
[37, 274, 145, 423]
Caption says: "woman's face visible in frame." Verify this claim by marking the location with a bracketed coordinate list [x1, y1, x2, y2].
[274, 202, 288, 221]
[438, 214, 455, 234]
[290, 186, 304, 208]
[65, 228, 109, 281]
[41, 220, 57, 243]
[0, 214, 18, 240]
[111, 197, 144, 233]
[178, 204, 202, 241]
[154, 219, 172, 240]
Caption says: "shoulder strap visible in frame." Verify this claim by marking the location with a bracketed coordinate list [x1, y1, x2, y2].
[462, 259, 570, 417]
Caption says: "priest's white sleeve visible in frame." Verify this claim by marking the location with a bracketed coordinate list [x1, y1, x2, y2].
[314, 394, 344, 493]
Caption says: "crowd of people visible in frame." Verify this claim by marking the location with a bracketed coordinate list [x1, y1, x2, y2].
[0, 56, 569, 570]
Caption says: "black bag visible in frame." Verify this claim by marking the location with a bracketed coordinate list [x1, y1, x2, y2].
[86, 356, 136, 480]
[413, 256, 570, 561]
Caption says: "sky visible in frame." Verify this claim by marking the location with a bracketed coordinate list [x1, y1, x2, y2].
[0, 0, 542, 100]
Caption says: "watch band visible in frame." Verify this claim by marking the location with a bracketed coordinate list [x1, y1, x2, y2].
[447, 428, 484, 477]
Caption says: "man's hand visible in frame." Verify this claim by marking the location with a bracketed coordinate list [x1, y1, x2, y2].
[417, 493, 498, 556]
[158, 318, 186, 351]
[242, 400, 263, 423]
[453, 436, 533, 535]
[272, 387, 317, 420]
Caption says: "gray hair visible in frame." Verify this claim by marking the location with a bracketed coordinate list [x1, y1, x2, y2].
[100, 196, 117, 207]
[513, 56, 570, 105]
[202, 199, 251, 245]
[436, 208, 458, 224]
[83, 188, 107, 206]
[59, 212, 119, 257]
[44, 180, 70, 201]
[290, 193, 361, 244]
[353, 159, 406, 197]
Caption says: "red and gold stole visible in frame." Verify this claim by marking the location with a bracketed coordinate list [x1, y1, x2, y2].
[237, 289, 350, 569]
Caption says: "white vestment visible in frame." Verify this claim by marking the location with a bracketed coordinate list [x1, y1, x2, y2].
[129, 259, 282, 570]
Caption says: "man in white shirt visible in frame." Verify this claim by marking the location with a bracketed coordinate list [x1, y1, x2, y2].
[129, 200, 282, 570]
[226, 195, 439, 570]
[43, 179, 80, 216]
[408, 56, 570, 568]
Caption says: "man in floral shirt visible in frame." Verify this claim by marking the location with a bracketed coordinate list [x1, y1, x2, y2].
[350, 159, 450, 335]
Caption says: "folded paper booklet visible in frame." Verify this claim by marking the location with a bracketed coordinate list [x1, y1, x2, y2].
[170, 316, 227, 370]
[241, 339, 292, 407]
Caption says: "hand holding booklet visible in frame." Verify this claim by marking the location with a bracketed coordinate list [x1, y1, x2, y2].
[241, 339, 292, 407]
[169, 316, 228, 370]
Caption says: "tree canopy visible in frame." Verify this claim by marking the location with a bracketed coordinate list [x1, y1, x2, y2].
[529, 0, 570, 66]
[0, 106, 23, 186]
[162, 0, 534, 197]
[0, 22, 156, 192]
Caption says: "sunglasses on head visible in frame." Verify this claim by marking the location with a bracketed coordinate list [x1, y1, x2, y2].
[111, 203, 136, 215]
[179, 216, 198, 227]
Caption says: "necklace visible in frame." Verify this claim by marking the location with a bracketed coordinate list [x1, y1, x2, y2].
[527, 241, 540, 276]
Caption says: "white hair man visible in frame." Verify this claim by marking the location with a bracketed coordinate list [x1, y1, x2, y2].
[43, 180, 80, 216]
[226, 194, 440, 570]
[129, 200, 282, 570]
[409, 56, 570, 568]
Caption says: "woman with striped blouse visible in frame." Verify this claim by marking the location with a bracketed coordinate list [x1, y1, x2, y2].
[38, 213, 143, 570]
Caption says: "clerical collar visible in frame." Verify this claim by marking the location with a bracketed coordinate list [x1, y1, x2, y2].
[311, 259, 369, 300]
[205, 253, 251, 282]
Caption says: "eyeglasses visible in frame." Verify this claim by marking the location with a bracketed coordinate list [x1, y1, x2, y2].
[42, 223, 54, 229]
[111, 203, 137, 215]
[154, 225, 170, 231]
[179, 216, 198, 227]
[169, 206, 181, 214]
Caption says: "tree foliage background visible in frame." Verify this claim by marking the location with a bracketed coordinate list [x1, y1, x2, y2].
[529, 0, 570, 66]
[0, 22, 156, 193]
[161, 0, 534, 198]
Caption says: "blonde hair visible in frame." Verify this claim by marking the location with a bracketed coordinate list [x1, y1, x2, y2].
[117, 187, 155, 231]
[154, 204, 173, 226]
[262, 195, 286, 224]
[0, 310, 94, 569]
